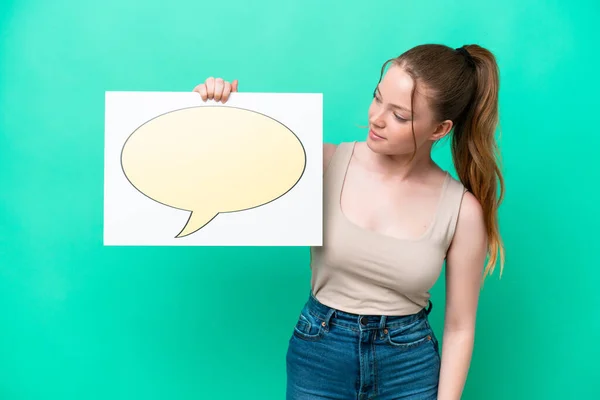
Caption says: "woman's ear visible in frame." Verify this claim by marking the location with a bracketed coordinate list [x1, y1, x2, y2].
[430, 119, 453, 141]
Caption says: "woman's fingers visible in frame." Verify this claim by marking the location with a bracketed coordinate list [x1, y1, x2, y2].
[193, 83, 208, 101]
[222, 82, 232, 102]
[193, 77, 238, 103]
[205, 77, 215, 99]
[214, 78, 224, 101]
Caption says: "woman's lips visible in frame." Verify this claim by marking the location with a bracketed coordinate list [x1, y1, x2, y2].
[369, 129, 385, 140]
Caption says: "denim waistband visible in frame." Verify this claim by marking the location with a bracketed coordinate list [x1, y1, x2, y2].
[306, 293, 432, 331]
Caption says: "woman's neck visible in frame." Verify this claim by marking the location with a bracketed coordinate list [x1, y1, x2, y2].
[356, 141, 438, 182]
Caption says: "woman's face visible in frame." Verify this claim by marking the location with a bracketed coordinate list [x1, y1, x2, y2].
[367, 64, 449, 157]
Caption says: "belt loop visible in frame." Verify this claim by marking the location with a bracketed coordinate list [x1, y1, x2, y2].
[378, 315, 387, 330]
[323, 308, 336, 330]
[378, 315, 387, 339]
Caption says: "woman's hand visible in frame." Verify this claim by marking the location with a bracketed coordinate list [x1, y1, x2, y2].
[193, 77, 239, 103]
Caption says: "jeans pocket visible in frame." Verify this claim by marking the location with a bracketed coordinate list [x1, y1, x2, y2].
[292, 307, 325, 342]
[385, 318, 433, 349]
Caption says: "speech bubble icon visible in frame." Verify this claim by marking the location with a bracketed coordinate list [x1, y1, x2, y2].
[121, 106, 306, 238]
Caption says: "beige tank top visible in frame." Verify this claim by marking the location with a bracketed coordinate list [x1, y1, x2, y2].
[310, 141, 467, 316]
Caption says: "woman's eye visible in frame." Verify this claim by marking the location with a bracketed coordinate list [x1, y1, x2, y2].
[394, 114, 407, 122]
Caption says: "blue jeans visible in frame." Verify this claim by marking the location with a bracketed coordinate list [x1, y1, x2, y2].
[286, 294, 440, 399]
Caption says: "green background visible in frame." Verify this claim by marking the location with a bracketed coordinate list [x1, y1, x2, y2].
[1, 0, 598, 398]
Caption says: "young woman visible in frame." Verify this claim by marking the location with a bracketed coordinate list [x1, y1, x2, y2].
[193, 43, 504, 400]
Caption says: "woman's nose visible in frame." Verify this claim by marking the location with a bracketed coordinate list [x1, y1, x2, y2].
[370, 111, 385, 128]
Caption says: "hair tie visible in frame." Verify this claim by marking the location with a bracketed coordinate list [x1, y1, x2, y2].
[456, 47, 476, 68]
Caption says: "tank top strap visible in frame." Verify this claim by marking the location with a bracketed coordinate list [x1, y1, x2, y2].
[324, 141, 356, 194]
[427, 174, 468, 251]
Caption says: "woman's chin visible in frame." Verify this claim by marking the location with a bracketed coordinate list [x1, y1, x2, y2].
[366, 136, 387, 152]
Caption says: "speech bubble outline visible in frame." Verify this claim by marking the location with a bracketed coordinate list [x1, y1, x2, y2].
[120, 105, 307, 238]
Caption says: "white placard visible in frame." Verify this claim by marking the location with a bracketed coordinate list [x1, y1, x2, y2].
[103, 91, 323, 246]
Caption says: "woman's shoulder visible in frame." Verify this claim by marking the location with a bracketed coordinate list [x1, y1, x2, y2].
[446, 176, 485, 238]
[323, 141, 360, 167]
[323, 142, 338, 170]
[324, 142, 338, 156]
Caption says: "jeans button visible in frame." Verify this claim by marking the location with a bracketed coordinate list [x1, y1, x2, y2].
[360, 316, 368, 325]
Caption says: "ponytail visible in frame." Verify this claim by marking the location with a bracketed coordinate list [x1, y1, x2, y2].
[386, 43, 505, 279]
[450, 46, 505, 279]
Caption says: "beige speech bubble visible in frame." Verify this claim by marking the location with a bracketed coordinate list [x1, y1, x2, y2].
[121, 106, 306, 238]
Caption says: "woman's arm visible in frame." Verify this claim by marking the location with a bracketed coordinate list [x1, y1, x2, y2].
[437, 191, 488, 400]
